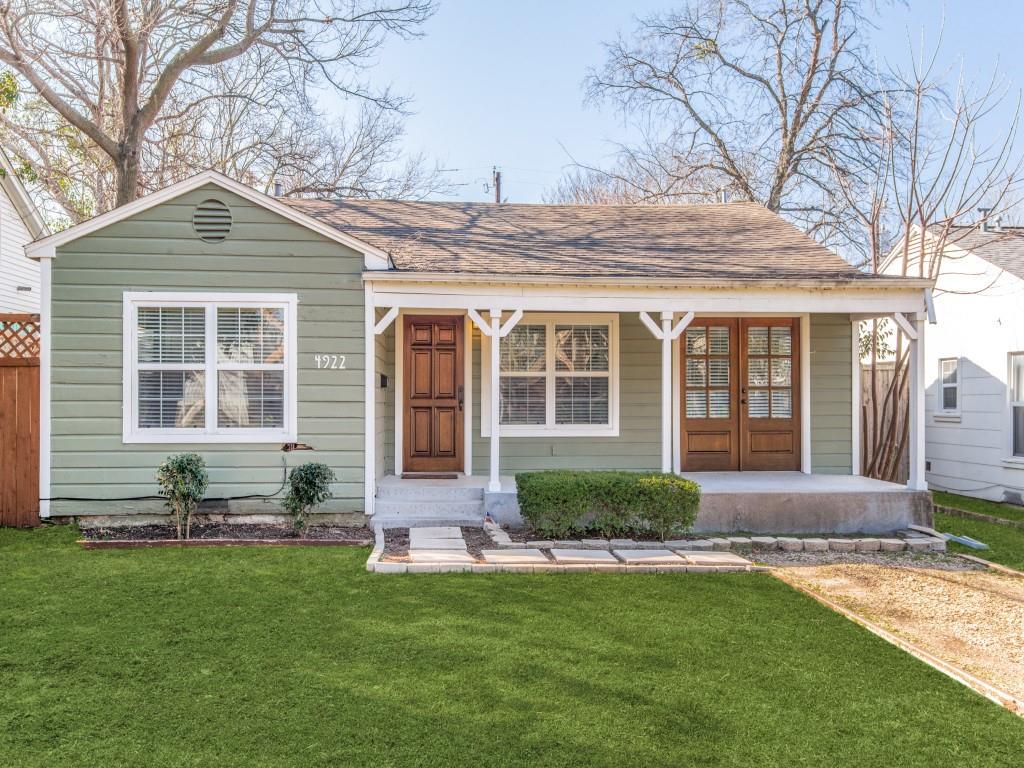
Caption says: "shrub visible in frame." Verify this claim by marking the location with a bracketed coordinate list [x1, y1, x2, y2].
[516, 471, 700, 539]
[156, 453, 209, 540]
[282, 463, 336, 534]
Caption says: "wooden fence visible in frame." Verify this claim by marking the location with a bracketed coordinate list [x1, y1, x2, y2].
[0, 314, 40, 527]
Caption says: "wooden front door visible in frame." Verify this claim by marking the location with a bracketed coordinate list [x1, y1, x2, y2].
[739, 318, 801, 471]
[403, 315, 464, 473]
[681, 317, 800, 472]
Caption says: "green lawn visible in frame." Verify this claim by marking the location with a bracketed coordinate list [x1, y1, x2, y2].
[936, 511, 1024, 572]
[933, 490, 1024, 523]
[1, 527, 1020, 767]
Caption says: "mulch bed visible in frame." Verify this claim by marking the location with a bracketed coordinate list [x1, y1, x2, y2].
[382, 528, 410, 561]
[755, 550, 983, 570]
[461, 526, 492, 559]
[79, 523, 374, 548]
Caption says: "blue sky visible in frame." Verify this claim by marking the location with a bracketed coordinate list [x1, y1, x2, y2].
[348, 1, 1024, 202]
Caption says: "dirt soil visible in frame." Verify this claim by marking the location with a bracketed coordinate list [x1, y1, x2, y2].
[777, 562, 1024, 702]
[382, 528, 410, 560]
[81, 523, 373, 541]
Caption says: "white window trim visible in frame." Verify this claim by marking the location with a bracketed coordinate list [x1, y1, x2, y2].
[937, 357, 961, 417]
[122, 291, 298, 443]
[481, 313, 619, 437]
[1008, 351, 1024, 461]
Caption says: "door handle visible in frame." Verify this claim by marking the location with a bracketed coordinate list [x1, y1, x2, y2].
[458, 385, 464, 411]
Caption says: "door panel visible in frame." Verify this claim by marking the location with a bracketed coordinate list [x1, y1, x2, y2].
[404, 315, 464, 472]
[680, 318, 739, 470]
[739, 318, 801, 470]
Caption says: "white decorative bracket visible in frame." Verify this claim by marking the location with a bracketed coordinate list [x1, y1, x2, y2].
[468, 308, 493, 337]
[639, 311, 694, 340]
[638, 311, 664, 339]
[499, 309, 524, 338]
[668, 311, 695, 340]
[373, 306, 399, 335]
[892, 312, 919, 341]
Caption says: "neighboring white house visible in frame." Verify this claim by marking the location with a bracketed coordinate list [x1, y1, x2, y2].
[885, 221, 1024, 505]
[0, 149, 47, 312]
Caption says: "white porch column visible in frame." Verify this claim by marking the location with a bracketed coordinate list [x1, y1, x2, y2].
[364, 284, 376, 516]
[907, 314, 927, 490]
[659, 312, 673, 473]
[488, 309, 502, 492]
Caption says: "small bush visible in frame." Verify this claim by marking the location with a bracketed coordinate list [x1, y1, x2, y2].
[516, 471, 700, 539]
[156, 453, 209, 540]
[282, 463, 336, 534]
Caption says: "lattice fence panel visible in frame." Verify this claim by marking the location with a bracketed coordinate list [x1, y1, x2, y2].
[0, 314, 41, 364]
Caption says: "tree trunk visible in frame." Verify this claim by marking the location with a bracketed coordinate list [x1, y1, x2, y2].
[115, 137, 142, 207]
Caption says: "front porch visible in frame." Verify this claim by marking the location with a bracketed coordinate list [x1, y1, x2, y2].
[363, 276, 933, 533]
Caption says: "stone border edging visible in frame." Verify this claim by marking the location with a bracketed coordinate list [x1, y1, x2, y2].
[80, 537, 373, 550]
[936, 504, 1024, 530]
[773, 569, 1024, 718]
[955, 553, 1024, 579]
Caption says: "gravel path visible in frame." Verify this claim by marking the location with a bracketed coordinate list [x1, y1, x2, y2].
[778, 562, 1024, 702]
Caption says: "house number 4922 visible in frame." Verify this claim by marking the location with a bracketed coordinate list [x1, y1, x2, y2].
[315, 354, 347, 369]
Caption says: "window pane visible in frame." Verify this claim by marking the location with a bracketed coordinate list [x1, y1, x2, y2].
[500, 376, 546, 424]
[709, 327, 729, 355]
[138, 307, 204, 364]
[942, 386, 957, 411]
[748, 390, 769, 418]
[218, 307, 285, 364]
[771, 358, 792, 387]
[686, 391, 707, 418]
[1011, 354, 1024, 402]
[748, 358, 769, 386]
[138, 370, 205, 428]
[770, 327, 792, 355]
[686, 359, 706, 387]
[685, 328, 706, 355]
[1014, 405, 1024, 457]
[709, 359, 730, 386]
[747, 327, 769, 355]
[555, 325, 609, 372]
[501, 325, 546, 373]
[940, 359, 958, 385]
[555, 376, 609, 425]
[218, 370, 284, 428]
[771, 389, 792, 418]
[709, 390, 730, 418]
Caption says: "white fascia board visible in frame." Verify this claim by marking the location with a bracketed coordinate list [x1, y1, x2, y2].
[24, 170, 390, 269]
[0, 148, 47, 239]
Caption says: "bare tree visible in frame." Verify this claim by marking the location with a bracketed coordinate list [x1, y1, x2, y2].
[563, 0, 883, 242]
[0, 0, 435, 217]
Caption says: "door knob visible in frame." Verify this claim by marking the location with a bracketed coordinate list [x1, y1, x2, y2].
[458, 385, 464, 411]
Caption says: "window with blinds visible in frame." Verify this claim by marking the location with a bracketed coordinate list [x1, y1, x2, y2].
[124, 293, 296, 443]
[1012, 353, 1024, 457]
[938, 358, 959, 413]
[486, 314, 618, 435]
[746, 325, 793, 419]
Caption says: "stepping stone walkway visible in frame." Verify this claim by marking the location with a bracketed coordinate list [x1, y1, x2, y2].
[409, 526, 468, 562]
[614, 549, 686, 565]
[482, 548, 549, 565]
[550, 549, 619, 564]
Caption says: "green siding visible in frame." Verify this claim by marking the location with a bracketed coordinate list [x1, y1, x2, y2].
[50, 184, 369, 516]
[809, 313, 853, 474]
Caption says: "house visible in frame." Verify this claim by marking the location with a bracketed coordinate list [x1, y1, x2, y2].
[26, 171, 935, 533]
[0, 149, 47, 311]
[885, 222, 1024, 505]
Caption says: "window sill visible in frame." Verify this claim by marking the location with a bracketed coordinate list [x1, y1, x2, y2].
[481, 426, 619, 439]
[1002, 457, 1024, 469]
[933, 413, 961, 423]
[123, 430, 296, 445]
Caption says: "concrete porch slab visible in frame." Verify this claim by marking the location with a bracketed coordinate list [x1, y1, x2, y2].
[409, 526, 463, 539]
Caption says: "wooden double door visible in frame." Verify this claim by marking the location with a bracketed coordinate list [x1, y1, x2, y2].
[681, 317, 800, 471]
[403, 315, 464, 473]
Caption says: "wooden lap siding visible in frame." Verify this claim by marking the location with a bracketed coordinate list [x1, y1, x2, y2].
[49, 185, 368, 516]
[468, 313, 853, 475]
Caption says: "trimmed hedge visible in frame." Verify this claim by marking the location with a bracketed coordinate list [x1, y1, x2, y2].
[516, 471, 701, 539]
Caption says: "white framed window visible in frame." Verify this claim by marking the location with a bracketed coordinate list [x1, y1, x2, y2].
[123, 292, 298, 443]
[1011, 352, 1024, 458]
[938, 357, 960, 414]
[481, 313, 619, 437]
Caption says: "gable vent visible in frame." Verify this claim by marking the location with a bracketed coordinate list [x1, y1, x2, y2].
[192, 199, 233, 243]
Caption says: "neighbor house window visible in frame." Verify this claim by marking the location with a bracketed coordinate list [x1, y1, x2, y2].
[1012, 353, 1024, 457]
[938, 358, 959, 413]
[123, 292, 297, 443]
[483, 314, 618, 436]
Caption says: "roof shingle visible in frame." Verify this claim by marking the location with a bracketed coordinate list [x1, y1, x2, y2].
[285, 198, 873, 281]
[941, 225, 1024, 281]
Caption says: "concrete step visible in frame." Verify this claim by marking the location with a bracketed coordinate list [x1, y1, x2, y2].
[375, 483, 484, 502]
[373, 516, 485, 529]
[372, 498, 485, 520]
